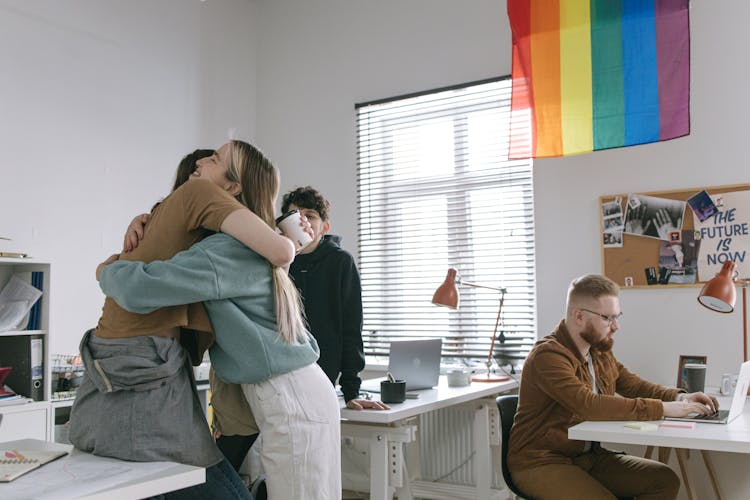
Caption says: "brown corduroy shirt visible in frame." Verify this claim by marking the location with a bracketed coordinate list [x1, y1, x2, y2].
[507, 320, 682, 474]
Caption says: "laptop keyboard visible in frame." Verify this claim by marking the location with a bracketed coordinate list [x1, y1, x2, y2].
[690, 410, 729, 421]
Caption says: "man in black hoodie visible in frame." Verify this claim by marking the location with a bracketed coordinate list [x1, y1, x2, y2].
[282, 186, 387, 410]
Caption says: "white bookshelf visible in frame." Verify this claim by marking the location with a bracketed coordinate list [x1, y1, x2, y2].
[0, 258, 52, 441]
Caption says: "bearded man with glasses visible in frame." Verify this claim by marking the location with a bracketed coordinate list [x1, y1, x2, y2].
[507, 274, 718, 500]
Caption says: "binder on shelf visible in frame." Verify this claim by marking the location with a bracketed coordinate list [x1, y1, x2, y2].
[0, 334, 44, 401]
[25, 271, 43, 330]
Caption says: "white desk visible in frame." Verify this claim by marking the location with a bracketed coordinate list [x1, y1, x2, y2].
[341, 376, 518, 500]
[568, 396, 750, 500]
[568, 398, 750, 453]
[0, 439, 205, 499]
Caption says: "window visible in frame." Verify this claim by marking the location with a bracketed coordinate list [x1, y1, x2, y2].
[356, 77, 536, 367]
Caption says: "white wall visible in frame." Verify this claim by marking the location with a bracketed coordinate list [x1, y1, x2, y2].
[255, 0, 509, 251]
[255, 1, 750, 497]
[0, 0, 257, 354]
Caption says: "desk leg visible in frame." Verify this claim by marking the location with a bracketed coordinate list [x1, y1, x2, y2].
[473, 402, 491, 500]
[700, 450, 723, 500]
[675, 449, 696, 500]
[396, 459, 414, 500]
[370, 433, 391, 500]
[644, 446, 654, 460]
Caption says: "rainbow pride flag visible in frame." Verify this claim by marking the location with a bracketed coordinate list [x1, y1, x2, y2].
[508, 0, 690, 159]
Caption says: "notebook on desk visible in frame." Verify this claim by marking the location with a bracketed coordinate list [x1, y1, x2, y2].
[664, 360, 750, 425]
[360, 338, 442, 393]
[0, 449, 68, 482]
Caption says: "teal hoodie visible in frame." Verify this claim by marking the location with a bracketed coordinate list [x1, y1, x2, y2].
[99, 233, 319, 384]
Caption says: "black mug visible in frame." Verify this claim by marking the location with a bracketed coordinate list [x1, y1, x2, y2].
[380, 380, 406, 403]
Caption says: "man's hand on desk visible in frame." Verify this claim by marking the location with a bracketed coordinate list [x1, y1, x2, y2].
[679, 392, 720, 413]
[346, 398, 390, 411]
[663, 392, 719, 418]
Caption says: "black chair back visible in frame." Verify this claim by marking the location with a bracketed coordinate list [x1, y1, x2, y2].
[497, 394, 529, 499]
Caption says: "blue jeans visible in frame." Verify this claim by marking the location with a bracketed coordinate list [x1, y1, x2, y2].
[149, 457, 252, 499]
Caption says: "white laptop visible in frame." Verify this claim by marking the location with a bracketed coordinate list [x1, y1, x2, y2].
[664, 360, 750, 424]
[361, 338, 443, 392]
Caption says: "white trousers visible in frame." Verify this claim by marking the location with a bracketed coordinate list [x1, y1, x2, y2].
[242, 363, 341, 500]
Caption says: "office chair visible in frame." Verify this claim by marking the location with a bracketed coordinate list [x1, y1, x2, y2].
[497, 394, 530, 499]
[497, 395, 634, 500]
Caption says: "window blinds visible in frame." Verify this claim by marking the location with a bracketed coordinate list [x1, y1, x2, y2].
[356, 77, 536, 366]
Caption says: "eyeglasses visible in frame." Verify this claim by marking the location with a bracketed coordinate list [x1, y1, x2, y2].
[580, 308, 623, 326]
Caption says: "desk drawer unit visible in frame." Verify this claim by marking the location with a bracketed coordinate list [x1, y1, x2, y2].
[0, 403, 50, 441]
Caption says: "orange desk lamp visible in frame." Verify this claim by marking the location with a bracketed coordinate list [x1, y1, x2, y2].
[432, 268, 510, 382]
[697, 260, 749, 363]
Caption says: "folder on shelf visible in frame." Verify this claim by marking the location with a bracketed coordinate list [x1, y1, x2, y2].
[0, 335, 44, 401]
[25, 272, 43, 331]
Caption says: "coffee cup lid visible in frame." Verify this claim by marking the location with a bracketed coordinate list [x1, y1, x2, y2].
[275, 209, 298, 225]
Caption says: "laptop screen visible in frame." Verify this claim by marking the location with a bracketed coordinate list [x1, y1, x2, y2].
[387, 339, 442, 390]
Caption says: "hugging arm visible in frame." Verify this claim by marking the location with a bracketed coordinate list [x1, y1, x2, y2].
[221, 209, 295, 268]
[99, 246, 223, 314]
[123, 207, 295, 269]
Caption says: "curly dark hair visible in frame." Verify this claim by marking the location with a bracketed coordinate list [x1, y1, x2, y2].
[281, 186, 331, 221]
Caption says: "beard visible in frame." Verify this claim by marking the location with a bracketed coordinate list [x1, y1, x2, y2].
[580, 323, 615, 352]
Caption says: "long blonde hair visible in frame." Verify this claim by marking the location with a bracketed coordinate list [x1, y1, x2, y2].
[226, 140, 308, 344]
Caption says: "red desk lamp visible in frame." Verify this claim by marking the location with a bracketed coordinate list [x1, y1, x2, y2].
[697, 260, 749, 363]
[432, 268, 510, 382]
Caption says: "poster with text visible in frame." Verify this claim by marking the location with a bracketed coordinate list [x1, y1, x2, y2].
[695, 190, 750, 281]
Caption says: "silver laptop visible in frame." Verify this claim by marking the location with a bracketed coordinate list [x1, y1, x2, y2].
[361, 338, 442, 392]
[664, 360, 750, 424]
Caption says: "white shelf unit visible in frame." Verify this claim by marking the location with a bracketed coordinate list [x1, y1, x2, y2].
[0, 258, 52, 442]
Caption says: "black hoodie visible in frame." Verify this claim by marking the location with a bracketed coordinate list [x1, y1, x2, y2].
[289, 234, 365, 401]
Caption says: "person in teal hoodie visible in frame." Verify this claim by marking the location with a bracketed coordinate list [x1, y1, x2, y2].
[99, 180, 342, 500]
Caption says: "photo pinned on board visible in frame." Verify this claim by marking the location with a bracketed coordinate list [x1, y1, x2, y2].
[624, 194, 686, 241]
[603, 231, 623, 248]
[601, 197, 624, 248]
[686, 190, 719, 222]
[658, 230, 700, 284]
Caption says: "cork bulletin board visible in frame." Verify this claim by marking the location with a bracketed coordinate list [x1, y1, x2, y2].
[600, 183, 750, 288]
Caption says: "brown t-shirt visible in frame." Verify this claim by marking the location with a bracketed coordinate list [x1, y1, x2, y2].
[95, 179, 243, 361]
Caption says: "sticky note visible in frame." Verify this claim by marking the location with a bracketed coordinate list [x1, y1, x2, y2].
[659, 421, 696, 429]
[623, 422, 658, 431]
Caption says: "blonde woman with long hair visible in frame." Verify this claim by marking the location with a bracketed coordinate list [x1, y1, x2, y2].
[96, 140, 341, 500]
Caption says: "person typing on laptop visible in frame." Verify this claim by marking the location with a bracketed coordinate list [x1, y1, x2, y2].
[508, 274, 718, 500]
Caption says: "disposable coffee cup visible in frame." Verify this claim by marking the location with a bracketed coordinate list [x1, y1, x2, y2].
[275, 209, 313, 251]
[380, 380, 406, 404]
[684, 363, 707, 393]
